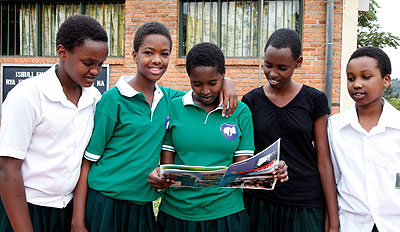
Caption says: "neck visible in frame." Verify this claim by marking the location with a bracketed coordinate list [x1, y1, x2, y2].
[55, 64, 82, 106]
[268, 79, 299, 94]
[356, 99, 383, 132]
[128, 75, 156, 95]
[265, 79, 301, 96]
[56, 64, 80, 90]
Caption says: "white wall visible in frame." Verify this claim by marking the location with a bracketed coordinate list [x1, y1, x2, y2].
[340, 0, 360, 111]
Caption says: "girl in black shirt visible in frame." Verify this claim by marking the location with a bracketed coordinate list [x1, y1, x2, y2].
[242, 28, 339, 232]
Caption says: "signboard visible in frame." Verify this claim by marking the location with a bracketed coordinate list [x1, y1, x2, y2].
[1, 63, 109, 102]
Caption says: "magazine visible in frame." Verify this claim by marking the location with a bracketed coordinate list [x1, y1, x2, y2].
[160, 138, 281, 190]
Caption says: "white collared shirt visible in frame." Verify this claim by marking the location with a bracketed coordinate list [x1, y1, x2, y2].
[328, 100, 400, 232]
[0, 65, 101, 208]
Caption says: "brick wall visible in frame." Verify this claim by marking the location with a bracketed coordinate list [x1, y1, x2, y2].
[0, 0, 343, 113]
[301, 0, 343, 113]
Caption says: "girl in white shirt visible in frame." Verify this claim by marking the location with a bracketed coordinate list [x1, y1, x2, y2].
[328, 46, 400, 232]
[0, 15, 108, 232]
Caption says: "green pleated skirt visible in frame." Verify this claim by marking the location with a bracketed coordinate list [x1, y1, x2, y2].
[85, 188, 157, 232]
[157, 209, 249, 232]
[244, 196, 324, 232]
[0, 195, 73, 232]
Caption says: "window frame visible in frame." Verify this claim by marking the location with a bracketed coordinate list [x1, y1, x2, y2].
[0, 0, 125, 57]
[178, 0, 303, 59]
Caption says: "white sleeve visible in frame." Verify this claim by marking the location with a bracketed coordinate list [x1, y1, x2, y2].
[0, 85, 39, 159]
[327, 117, 341, 184]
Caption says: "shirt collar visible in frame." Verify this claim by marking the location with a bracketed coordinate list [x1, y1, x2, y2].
[335, 104, 358, 129]
[182, 90, 223, 110]
[182, 90, 195, 105]
[115, 76, 139, 97]
[42, 65, 100, 108]
[41, 65, 63, 101]
[116, 76, 164, 115]
[337, 98, 400, 131]
[378, 99, 400, 130]
[115, 76, 162, 98]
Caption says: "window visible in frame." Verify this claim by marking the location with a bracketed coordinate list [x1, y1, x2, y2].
[0, 1, 125, 57]
[179, 0, 302, 58]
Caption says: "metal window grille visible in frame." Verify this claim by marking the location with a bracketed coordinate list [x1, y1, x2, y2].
[179, 0, 301, 58]
[0, 1, 125, 57]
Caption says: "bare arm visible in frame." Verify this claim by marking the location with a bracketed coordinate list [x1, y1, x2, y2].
[71, 158, 92, 232]
[160, 150, 175, 165]
[314, 115, 339, 232]
[0, 157, 33, 232]
[233, 155, 250, 163]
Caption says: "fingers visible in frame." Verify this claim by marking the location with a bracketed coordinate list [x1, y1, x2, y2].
[220, 93, 228, 117]
[220, 77, 238, 117]
[280, 175, 289, 182]
[220, 91, 238, 117]
[225, 95, 238, 117]
[272, 160, 289, 182]
[148, 167, 175, 189]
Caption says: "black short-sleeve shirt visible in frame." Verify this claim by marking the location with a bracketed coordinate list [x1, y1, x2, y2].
[242, 85, 330, 208]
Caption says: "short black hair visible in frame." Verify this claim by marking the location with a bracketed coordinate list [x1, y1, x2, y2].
[133, 22, 172, 52]
[348, 46, 392, 77]
[56, 15, 108, 51]
[264, 28, 302, 60]
[186, 42, 225, 76]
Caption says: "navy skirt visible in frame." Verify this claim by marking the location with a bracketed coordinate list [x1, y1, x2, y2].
[0, 196, 73, 232]
[157, 209, 249, 232]
[85, 188, 157, 232]
[244, 196, 324, 232]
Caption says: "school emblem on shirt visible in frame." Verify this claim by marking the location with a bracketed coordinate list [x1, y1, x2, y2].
[165, 116, 170, 131]
[220, 123, 238, 141]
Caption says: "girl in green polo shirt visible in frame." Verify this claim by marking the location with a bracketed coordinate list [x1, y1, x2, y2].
[148, 42, 288, 232]
[71, 22, 240, 232]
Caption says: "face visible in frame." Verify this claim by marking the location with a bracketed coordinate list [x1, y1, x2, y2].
[346, 56, 390, 108]
[58, 39, 108, 88]
[190, 66, 224, 106]
[133, 34, 171, 83]
[263, 46, 302, 88]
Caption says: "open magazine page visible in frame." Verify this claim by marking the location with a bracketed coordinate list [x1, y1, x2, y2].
[160, 138, 281, 190]
[160, 165, 227, 187]
[220, 138, 280, 190]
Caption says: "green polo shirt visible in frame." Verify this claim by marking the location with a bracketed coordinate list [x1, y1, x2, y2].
[85, 76, 184, 204]
[160, 91, 255, 221]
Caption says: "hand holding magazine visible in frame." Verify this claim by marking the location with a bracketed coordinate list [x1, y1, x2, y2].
[160, 138, 281, 190]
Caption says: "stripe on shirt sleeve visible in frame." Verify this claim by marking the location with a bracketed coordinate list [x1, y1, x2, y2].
[84, 151, 101, 162]
[234, 150, 254, 157]
[162, 144, 175, 152]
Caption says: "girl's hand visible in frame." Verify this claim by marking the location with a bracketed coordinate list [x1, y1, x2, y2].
[148, 167, 174, 190]
[272, 160, 289, 182]
[220, 77, 238, 117]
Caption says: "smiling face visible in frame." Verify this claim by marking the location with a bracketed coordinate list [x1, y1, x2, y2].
[263, 46, 302, 89]
[58, 38, 108, 88]
[190, 66, 224, 108]
[347, 56, 390, 109]
[133, 34, 171, 83]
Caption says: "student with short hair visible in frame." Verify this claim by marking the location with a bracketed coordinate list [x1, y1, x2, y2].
[242, 28, 339, 231]
[71, 22, 239, 232]
[0, 15, 108, 232]
[328, 46, 400, 232]
[148, 42, 288, 232]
